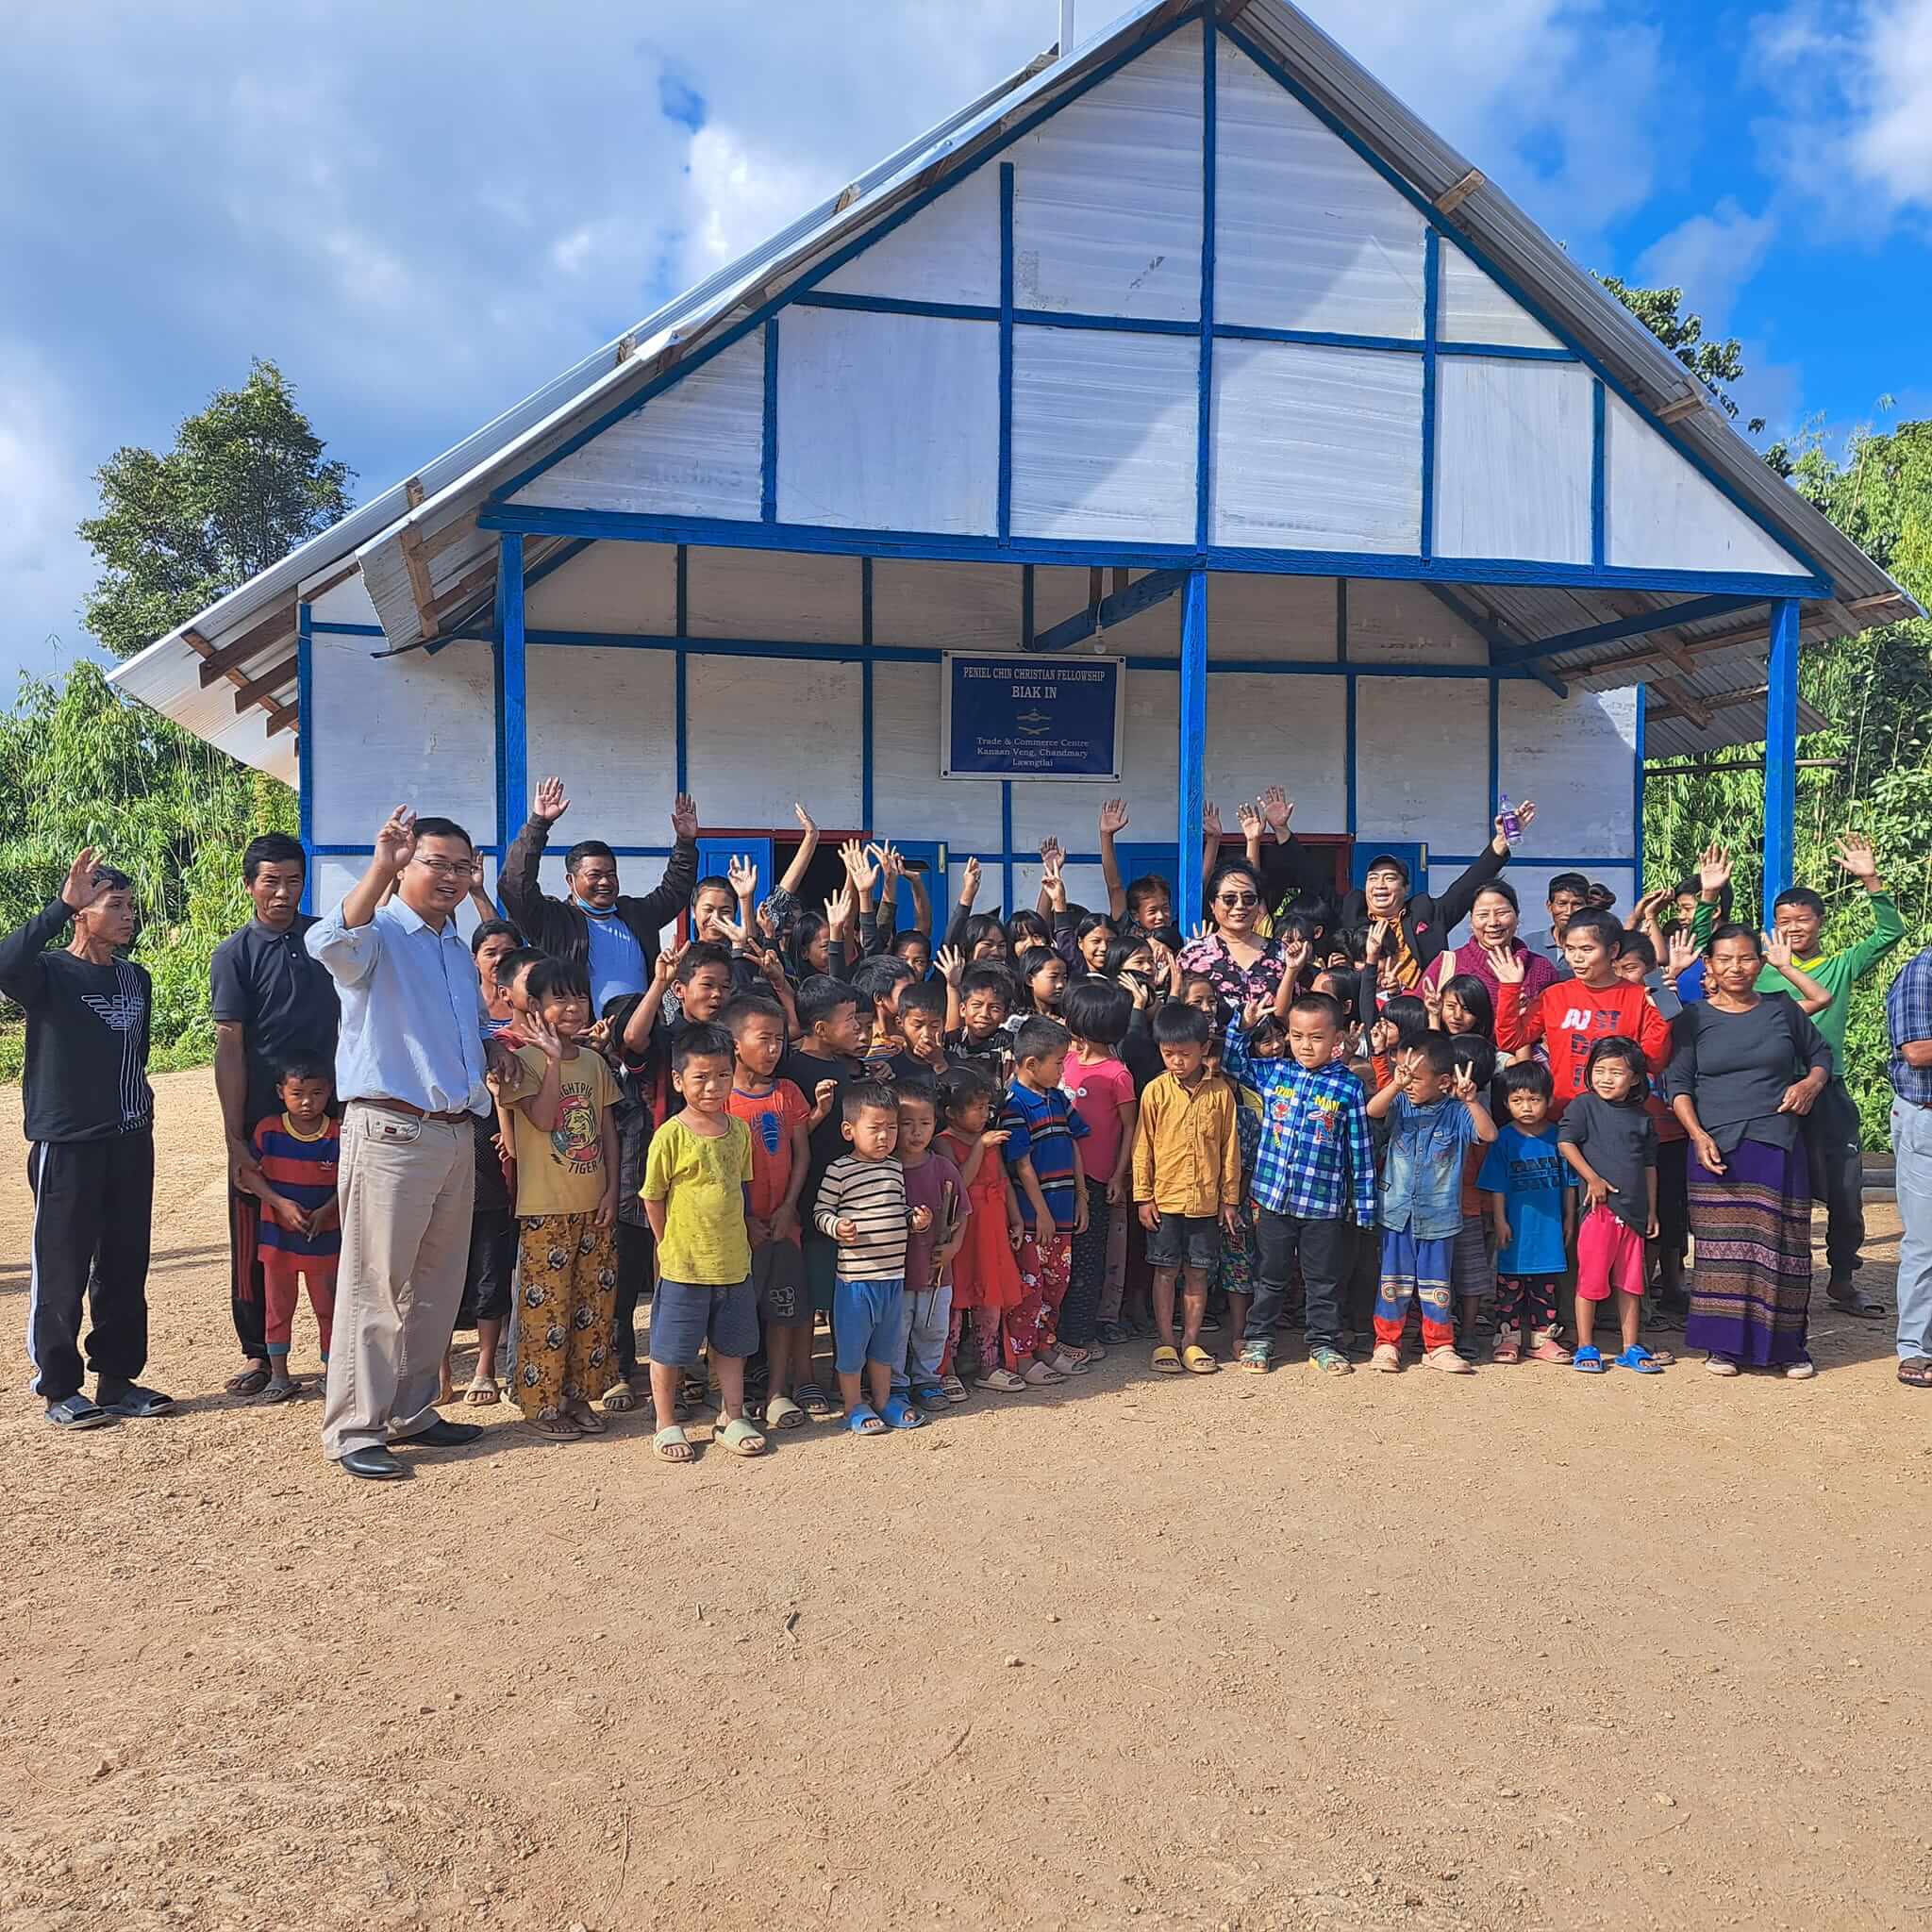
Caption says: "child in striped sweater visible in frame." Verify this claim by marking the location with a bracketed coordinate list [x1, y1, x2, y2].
[244, 1056, 341, 1404]
[814, 1080, 933, 1437]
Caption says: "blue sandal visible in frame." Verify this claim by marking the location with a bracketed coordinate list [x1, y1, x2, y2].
[845, 1404, 886, 1435]
[1614, 1344, 1665, 1374]
[879, 1393, 926, 1430]
[1573, 1345, 1606, 1375]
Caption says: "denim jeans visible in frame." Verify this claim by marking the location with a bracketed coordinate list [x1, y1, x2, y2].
[1890, 1099, 1932, 1361]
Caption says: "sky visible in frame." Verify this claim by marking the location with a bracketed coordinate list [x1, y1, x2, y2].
[3, 0, 1928, 692]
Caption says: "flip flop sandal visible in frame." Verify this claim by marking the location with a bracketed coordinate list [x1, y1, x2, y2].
[1613, 1344, 1664, 1374]
[570, 1407, 608, 1435]
[845, 1404, 888, 1436]
[524, 1415, 581, 1443]
[716, 1415, 769, 1455]
[880, 1394, 926, 1430]
[1021, 1361, 1065, 1387]
[1046, 1351, 1091, 1376]
[940, 1374, 970, 1404]
[794, 1380, 837, 1420]
[1897, 1357, 1932, 1389]
[258, 1378, 301, 1405]
[225, 1367, 272, 1398]
[1181, 1344, 1219, 1375]
[763, 1392, 806, 1429]
[599, 1383, 635, 1413]
[1827, 1287, 1888, 1318]
[653, 1424, 696, 1462]
[1150, 1345, 1183, 1375]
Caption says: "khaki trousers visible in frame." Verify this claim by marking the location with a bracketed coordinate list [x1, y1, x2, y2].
[322, 1105, 476, 1460]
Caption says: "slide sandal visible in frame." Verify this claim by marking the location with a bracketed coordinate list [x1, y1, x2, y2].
[763, 1392, 806, 1429]
[1150, 1345, 1183, 1374]
[846, 1404, 887, 1436]
[1573, 1345, 1606, 1375]
[880, 1394, 926, 1430]
[1181, 1344, 1219, 1375]
[1614, 1345, 1664, 1374]
[715, 1415, 768, 1456]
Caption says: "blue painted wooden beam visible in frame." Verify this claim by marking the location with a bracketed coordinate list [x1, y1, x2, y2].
[1030, 567, 1191, 653]
[1762, 598, 1801, 900]
[1178, 571, 1208, 934]
[1492, 592, 1759, 667]
[1423, 583, 1568, 699]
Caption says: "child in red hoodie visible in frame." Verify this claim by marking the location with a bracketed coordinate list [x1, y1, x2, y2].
[1489, 909, 1670, 1116]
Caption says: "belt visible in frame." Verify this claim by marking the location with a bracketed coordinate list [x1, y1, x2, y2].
[355, 1096, 472, 1124]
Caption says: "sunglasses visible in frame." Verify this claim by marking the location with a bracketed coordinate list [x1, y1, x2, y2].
[1217, 891, 1259, 908]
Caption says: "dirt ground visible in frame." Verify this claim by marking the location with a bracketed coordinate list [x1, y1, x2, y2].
[1, 1069, 1927, 1932]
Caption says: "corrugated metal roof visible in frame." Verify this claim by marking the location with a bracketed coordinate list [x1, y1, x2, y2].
[110, 0, 1920, 773]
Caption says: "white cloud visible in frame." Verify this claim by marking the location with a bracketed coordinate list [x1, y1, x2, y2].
[1637, 197, 1779, 325]
[683, 125, 841, 275]
[1751, 0, 1932, 221]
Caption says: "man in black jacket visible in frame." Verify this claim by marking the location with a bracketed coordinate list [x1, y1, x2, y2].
[499, 776, 700, 1008]
[1338, 804, 1538, 988]
[0, 849, 170, 1429]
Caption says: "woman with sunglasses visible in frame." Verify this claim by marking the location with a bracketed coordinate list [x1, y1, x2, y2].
[1177, 860, 1294, 1014]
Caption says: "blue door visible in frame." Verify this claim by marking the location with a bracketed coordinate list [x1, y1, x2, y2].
[1352, 840, 1427, 891]
[1113, 841, 1180, 924]
[887, 840, 947, 941]
[695, 836, 774, 928]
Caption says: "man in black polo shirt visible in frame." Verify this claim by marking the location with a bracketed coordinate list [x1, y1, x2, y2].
[210, 833, 341, 1397]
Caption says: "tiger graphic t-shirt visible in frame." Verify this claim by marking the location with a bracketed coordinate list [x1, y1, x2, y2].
[508, 1043, 619, 1218]
[727, 1078, 811, 1246]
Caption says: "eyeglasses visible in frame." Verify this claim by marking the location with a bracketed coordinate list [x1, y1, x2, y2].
[412, 856, 473, 879]
[1217, 891, 1259, 908]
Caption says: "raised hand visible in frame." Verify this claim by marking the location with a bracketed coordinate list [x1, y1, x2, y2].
[1098, 797, 1129, 838]
[1202, 801, 1224, 842]
[824, 885, 856, 935]
[1482, 940, 1524, 984]
[1237, 801, 1264, 841]
[654, 941, 688, 989]
[532, 776, 569, 824]
[841, 839, 877, 895]
[1420, 979, 1443, 1022]
[1451, 1064, 1477, 1102]
[1834, 831, 1879, 881]
[1369, 1018, 1397, 1057]
[1697, 843, 1732, 896]
[1493, 799, 1537, 843]
[1364, 919, 1389, 964]
[935, 944, 965, 987]
[1260, 785, 1292, 835]
[727, 853, 759, 902]
[793, 801, 817, 838]
[713, 908, 750, 947]
[373, 806, 417, 875]
[810, 1078, 839, 1124]
[524, 1009, 563, 1061]
[1666, 930, 1699, 981]
[670, 792, 700, 841]
[1280, 935, 1311, 986]
[1761, 929, 1793, 970]
[1148, 936, 1176, 983]
[959, 856, 982, 902]
[59, 848, 108, 914]
[1040, 834, 1064, 871]
[1188, 921, 1211, 945]
[1241, 995, 1267, 1032]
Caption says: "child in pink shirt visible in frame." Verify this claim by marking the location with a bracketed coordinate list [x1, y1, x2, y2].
[1061, 979, 1141, 1350]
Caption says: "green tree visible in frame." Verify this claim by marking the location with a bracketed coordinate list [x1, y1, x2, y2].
[1594, 275, 1768, 440]
[78, 358, 354, 659]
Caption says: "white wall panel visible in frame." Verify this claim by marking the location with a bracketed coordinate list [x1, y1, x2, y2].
[1345, 578, 1487, 667]
[1007, 858, 1110, 922]
[816, 164, 1000, 306]
[1604, 393, 1811, 578]
[1354, 676, 1489, 841]
[685, 656, 862, 829]
[1215, 37, 1426, 338]
[873, 560, 1024, 649]
[870, 660, 1002, 848]
[1436, 243, 1563, 350]
[1009, 668, 1179, 848]
[1206, 675, 1348, 831]
[525, 646, 677, 844]
[309, 629, 495, 848]
[686, 548, 858, 643]
[1435, 358, 1592, 564]
[1496, 682, 1638, 858]
[1211, 340, 1422, 553]
[512, 332, 764, 520]
[306, 572, 381, 627]
[1010, 326, 1199, 543]
[527, 541, 677, 634]
[776, 308, 999, 535]
[1203, 572, 1339, 659]
[1010, 25, 1204, 324]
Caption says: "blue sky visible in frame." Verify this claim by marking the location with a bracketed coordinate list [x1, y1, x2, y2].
[2, 0, 1926, 692]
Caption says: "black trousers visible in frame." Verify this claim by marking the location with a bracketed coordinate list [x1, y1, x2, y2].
[228, 1185, 267, 1361]
[1059, 1178, 1111, 1350]
[27, 1131, 155, 1402]
[1250, 1208, 1354, 1355]
[1804, 1075, 1866, 1278]
[613, 1221, 653, 1376]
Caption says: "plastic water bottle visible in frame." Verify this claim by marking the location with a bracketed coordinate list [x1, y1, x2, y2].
[1497, 792, 1522, 842]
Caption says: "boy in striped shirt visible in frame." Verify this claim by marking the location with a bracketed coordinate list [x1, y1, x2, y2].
[244, 1056, 341, 1403]
[814, 1081, 933, 1436]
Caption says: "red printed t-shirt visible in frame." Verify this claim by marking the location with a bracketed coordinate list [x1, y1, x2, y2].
[727, 1078, 810, 1243]
[1493, 979, 1672, 1116]
[1062, 1048, 1136, 1182]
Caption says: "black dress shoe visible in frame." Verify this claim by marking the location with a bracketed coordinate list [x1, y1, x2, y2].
[339, 1445, 408, 1480]
[396, 1418, 485, 1449]
[96, 1380, 175, 1418]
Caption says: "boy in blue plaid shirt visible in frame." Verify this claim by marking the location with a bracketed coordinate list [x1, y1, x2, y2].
[1224, 979, 1377, 1376]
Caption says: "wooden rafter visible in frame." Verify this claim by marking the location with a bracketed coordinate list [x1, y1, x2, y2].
[1433, 168, 1484, 214]
[196, 599, 296, 686]
[230, 654, 299, 714]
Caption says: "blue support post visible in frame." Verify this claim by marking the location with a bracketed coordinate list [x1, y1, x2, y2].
[998, 163, 1015, 541]
[1420, 229, 1439, 559]
[1633, 691, 1647, 890]
[499, 536, 527, 852]
[296, 602, 314, 914]
[1178, 571, 1208, 934]
[1763, 597, 1801, 902]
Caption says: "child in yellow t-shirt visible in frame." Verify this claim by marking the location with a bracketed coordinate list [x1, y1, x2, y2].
[507, 958, 619, 1440]
[640, 1023, 763, 1466]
